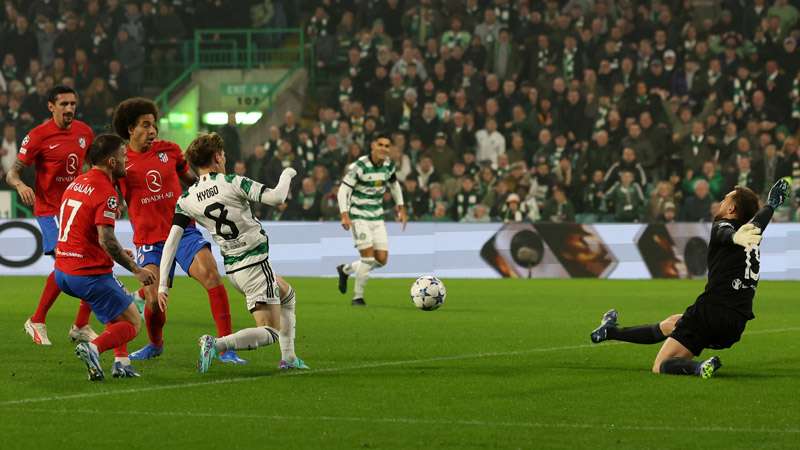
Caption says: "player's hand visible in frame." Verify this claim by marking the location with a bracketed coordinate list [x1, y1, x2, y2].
[767, 178, 791, 209]
[340, 212, 351, 231]
[396, 205, 408, 231]
[733, 223, 762, 248]
[157, 292, 169, 312]
[135, 266, 157, 286]
[124, 248, 135, 259]
[16, 182, 35, 206]
[281, 168, 297, 179]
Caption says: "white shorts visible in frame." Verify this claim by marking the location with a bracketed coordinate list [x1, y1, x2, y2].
[351, 219, 388, 251]
[228, 259, 281, 312]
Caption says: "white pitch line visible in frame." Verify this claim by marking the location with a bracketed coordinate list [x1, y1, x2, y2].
[1, 326, 797, 407]
[10, 407, 800, 435]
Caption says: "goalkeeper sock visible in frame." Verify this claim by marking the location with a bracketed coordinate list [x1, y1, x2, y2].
[215, 326, 279, 352]
[279, 286, 297, 361]
[659, 357, 701, 375]
[606, 324, 665, 344]
[353, 257, 375, 299]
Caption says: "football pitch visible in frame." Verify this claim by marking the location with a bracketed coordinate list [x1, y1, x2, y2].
[1, 276, 799, 450]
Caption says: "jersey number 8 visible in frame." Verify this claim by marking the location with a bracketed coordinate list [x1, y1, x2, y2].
[203, 202, 239, 240]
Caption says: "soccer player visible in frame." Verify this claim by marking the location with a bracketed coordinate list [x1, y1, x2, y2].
[335, 134, 407, 306]
[590, 179, 791, 379]
[6, 85, 98, 345]
[53, 133, 157, 380]
[112, 98, 242, 363]
[156, 133, 308, 372]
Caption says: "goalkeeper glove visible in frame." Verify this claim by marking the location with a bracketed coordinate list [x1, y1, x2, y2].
[767, 178, 790, 209]
[732, 223, 762, 248]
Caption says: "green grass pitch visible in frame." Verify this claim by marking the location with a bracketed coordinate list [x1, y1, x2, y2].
[1, 276, 799, 449]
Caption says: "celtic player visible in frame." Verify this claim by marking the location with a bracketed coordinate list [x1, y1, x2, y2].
[336, 134, 407, 306]
[157, 133, 308, 372]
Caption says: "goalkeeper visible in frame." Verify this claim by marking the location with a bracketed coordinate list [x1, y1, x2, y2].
[589, 179, 791, 379]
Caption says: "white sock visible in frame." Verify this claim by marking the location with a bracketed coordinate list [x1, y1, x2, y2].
[215, 326, 279, 352]
[114, 356, 131, 365]
[353, 257, 375, 299]
[279, 287, 297, 361]
[342, 258, 361, 275]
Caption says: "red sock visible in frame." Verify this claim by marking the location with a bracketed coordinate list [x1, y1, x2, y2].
[144, 305, 166, 347]
[92, 321, 136, 353]
[31, 272, 61, 323]
[73, 301, 92, 327]
[113, 343, 129, 358]
[207, 285, 232, 337]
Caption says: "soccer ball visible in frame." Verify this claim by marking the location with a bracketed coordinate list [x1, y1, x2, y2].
[410, 276, 446, 311]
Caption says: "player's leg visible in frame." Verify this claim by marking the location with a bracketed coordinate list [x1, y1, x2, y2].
[337, 220, 375, 300]
[26, 215, 98, 345]
[56, 271, 141, 380]
[592, 310, 680, 344]
[275, 275, 308, 369]
[130, 243, 169, 359]
[197, 262, 279, 372]
[652, 316, 722, 379]
[180, 228, 233, 340]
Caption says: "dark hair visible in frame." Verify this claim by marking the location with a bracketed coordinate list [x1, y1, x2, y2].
[371, 132, 392, 146]
[112, 97, 159, 139]
[186, 132, 225, 168]
[87, 134, 125, 166]
[47, 85, 77, 103]
[731, 186, 760, 222]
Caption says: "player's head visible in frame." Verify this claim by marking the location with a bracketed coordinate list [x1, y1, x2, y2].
[112, 97, 159, 150]
[716, 186, 760, 222]
[186, 132, 226, 173]
[87, 133, 127, 178]
[370, 133, 391, 160]
[48, 85, 78, 129]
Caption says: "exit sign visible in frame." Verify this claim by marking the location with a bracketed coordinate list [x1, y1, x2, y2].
[220, 83, 272, 96]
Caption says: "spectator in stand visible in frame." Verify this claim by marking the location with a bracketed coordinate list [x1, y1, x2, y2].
[451, 176, 480, 221]
[604, 147, 647, 190]
[647, 181, 678, 223]
[541, 185, 576, 223]
[427, 131, 456, 176]
[475, 117, 505, 168]
[679, 179, 713, 222]
[605, 170, 645, 223]
[218, 112, 241, 173]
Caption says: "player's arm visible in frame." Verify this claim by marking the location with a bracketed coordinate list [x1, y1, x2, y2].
[6, 160, 35, 206]
[258, 167, 297, 205]
[388, 172, 407, 230]
[157, 211, 191, 311]
[750, 178, 791, 232]
[338, 164, 359, 231]
[97, 225, 156, 285]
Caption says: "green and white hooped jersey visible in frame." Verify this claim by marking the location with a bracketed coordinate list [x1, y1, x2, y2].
[175, 173, 269, 273]
[341, 155, 396, 221]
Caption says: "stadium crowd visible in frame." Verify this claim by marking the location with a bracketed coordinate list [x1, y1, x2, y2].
[3, 0, 800, 224]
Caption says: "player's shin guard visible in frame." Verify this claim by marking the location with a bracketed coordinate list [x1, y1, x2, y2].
[207, 285, 233, 337]
[214, 326, 279, 352]
[353, 257, 376, 299]
[93, 322, 137, 353]
[659, 357, 701, 376]
[30, 271, 61, 323]
[607, 324, 665, 344]
[279, 286, 297, 362]
[73, 300, 92, 328]
[144, 304, 166, 347]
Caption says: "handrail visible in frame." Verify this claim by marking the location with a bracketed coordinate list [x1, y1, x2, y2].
[154, 28, 306, 114]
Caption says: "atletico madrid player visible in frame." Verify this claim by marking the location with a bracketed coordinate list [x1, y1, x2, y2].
[112, 97, 243, 363]
[5, 85, 98, 346]
[54, 133, 156, 380]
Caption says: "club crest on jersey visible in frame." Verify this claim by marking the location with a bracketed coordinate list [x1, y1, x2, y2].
[106, 196, 118, 210]
[78, 137, 87, 149]
[22, 135, 30, 146]
[158, 152, 169, 163]
[374, 180, 383, 187]
[732, 278, 743, 290]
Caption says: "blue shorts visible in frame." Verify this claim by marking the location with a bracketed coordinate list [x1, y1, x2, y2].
[136, 226, 210, 284]
[36, 216, 59, 255]
[54, 270, 133, 324]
